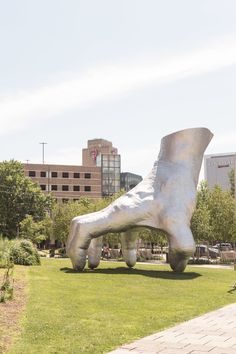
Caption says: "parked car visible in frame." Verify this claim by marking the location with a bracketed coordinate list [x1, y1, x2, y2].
[194, 244, 219, 259]
[213, 243, 233, 251]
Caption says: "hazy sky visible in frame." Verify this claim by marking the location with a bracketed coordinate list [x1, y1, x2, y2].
[1, 0, 236, 179]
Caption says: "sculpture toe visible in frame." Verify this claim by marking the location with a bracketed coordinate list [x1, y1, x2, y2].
[70, 248, 87, 271]
[88, 237, 103, 270]
[121, 231, 137, 268]
[169, 251, 189, 273]
[123, 249, 137, 268]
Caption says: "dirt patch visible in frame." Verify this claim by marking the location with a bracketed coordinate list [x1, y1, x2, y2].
[0, 269, 27, 353]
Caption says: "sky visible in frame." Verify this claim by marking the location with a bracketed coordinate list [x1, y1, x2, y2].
[0, 0, 236, 180]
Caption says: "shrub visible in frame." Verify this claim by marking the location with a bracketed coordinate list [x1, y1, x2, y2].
[0, 267, 14, 302]
[0, 236, 13, 268]
[57, 248, 68, 258]
[10, 239, 41, 266]
[188, 258, 212, 265]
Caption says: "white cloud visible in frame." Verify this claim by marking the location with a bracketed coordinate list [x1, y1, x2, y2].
[1, 35, 236, 135]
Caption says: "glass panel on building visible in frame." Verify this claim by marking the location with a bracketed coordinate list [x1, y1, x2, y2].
[40, 171, 46, 177]
[29, 171, 36, 177]
[62, 198, 69, 203]
[101, 153, 121, 197]
[73, 173, 80, 178]
[40, 184, 46, 190]
[73, 186, 80, 191]
[52, 172, 58, 178]
[62, 185, 69, 191]
[84, 186, 91, 192]
[51, 185, 58, 191]
[62, 172, 69, 178]
[84, 173, 91, 179]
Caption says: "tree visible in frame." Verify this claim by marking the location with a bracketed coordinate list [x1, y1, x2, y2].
[0, 160, 53, 238]
[137, 227, 168, 252]
[19, 215, 53, 246]
[228, 168, 235, 198]
[191, 203, 213, 244]
[191, 181, 213, 245]
[52, 198, 95, 245]
[191, 181, 236, 246]
[208, 185, 236, 244]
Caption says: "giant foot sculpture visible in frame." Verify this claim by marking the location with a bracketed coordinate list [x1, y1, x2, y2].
[67, 127, 213, 272]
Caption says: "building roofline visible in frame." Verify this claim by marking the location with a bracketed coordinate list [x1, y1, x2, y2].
[22, 162, 100, 169]
[205, 152, 236, 158]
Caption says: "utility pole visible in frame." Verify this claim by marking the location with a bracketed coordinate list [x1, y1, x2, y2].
[39, 142, 47, 164]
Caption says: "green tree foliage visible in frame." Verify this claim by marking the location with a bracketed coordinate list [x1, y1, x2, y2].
[191, 203, 213, 243]
[191, 181, 236, 245]
[19, 215, 53, 246]
[138, 228, 168, 246]
[52, 198, 95, 245]
[191, 181, 213, 244]
[228, 168, 235, 198]
[208, 185, 236, 243]
[0, 160, 54, 238]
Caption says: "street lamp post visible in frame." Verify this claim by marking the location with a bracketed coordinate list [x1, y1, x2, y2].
[39, 142, 47, 164]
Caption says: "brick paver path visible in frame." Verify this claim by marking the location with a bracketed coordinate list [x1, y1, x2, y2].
[108, 302, 236, 354]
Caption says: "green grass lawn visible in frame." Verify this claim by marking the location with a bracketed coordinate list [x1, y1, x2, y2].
[8, 259, 236, 354]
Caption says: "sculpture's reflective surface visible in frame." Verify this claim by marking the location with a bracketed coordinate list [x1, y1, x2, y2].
[67, 127, 213, 272]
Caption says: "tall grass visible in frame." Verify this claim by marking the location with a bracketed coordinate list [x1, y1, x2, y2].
[0, 236, 12, 269]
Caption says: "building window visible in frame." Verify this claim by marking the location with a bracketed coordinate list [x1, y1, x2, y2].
[40, 184, 46, 191]
[51, 185, 58, 191]
[84, 186, 91, 192]
[73, 198, 80, 202]
[40, 171, 46, 177]
[52, 172, 58, 178]
[62, 185, 69, 191]
[73, 172, 80, 178]
[62, 198, 69, 203]
[85, 173, 91, 179]
[62, 172, 69, 178]
[29, 171, 36, 177]
[73, 185, 80, 191]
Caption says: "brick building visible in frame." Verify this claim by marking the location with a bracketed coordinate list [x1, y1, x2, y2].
[24, 163, 101, 202]
[24, 138, 121, 201]
[82, 139, 121, 197]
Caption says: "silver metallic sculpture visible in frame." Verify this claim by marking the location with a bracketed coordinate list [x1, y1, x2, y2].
[67, 127, 213, 272]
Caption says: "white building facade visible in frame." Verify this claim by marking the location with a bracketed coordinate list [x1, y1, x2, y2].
[204, 153, 236, 191]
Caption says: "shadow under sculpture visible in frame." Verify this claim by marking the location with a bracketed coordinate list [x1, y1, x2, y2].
[66, 127, 213, 273]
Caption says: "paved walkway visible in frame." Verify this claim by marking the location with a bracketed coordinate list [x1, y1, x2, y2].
[108, 302, 236, 354]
